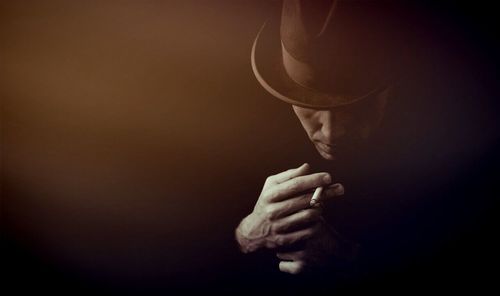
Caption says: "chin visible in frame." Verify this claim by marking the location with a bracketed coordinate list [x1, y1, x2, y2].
[317, 148, 336, 161]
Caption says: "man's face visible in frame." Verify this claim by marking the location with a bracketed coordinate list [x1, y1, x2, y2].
[292, 90, 389, 160]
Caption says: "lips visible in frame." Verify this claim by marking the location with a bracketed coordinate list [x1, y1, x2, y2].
[315, 141, 336, 153]
[313, 142, 336, 161]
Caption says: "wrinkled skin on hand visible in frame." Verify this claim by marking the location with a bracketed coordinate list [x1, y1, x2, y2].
[236, 163, 348, 274]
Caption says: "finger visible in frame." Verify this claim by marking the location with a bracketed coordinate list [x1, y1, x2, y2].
[268, 223, 321, 248]
[271, 193, 313, 219]
[267, 163, 310, 185]
[277, 250, 306, 261]
[265, 172, 332, 202]
[273, 208, 322, 233]
[311, 183, 345, 206]
[279, 260, 306, 275]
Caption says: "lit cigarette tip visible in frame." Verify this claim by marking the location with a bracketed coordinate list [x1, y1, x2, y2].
[310, 186, 324, 206]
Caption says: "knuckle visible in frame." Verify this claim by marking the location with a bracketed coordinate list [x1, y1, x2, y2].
[287, 180, 301, 192]
[291, 178, 302, 188]
[266, 189, 280, 201]
[270, 220, 284, 234]
[262, 189, 278, 202]
[265, 176, 275, 184]
[274, 235, 286, 247]
[263, 204, 277, 219]
[259, 189, 270, 201]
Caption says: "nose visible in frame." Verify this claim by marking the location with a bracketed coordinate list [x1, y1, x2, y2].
[319, 110, 345, 144]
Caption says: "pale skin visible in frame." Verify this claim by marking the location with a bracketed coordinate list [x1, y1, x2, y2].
[235, 163, 345, 274]
[236, 91, 388, 274]
[293, 89, 389, 160]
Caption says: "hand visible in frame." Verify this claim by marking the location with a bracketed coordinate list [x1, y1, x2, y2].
[235, 163, 343, 253]
[276, 217, 358, 275]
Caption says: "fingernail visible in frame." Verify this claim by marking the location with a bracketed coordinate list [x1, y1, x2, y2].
[331, 183, 345, 195]
[323, 174, 332, 184]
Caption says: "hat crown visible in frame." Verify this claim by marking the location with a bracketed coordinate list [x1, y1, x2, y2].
[279, 0, 395, 96]
[280, 0, 335, 62]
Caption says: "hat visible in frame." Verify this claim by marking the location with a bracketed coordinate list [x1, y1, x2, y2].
[251, 0, 397, 109]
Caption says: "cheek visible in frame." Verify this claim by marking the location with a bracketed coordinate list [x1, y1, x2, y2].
[299, 118, 320, 139]
[293, 108, 321, 137]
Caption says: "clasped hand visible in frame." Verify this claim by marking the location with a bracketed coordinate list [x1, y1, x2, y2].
[236, 163, 345, 274]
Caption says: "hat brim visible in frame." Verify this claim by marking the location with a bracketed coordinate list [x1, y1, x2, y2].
[251, 20, 385, 109]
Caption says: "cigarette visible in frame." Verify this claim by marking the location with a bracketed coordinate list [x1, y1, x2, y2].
[310, 186, 323, 206]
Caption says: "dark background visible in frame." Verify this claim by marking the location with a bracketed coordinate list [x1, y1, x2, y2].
[1, 0, 499, 293]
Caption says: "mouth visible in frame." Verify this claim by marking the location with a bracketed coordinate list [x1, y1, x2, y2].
[315, 141, 336, 152]
[314, 141, 337, 160]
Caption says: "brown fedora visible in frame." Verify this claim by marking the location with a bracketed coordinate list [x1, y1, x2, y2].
[251, 0, 397, 109]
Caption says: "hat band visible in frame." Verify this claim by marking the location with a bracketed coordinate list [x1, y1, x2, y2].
[281, 42, 318, 91]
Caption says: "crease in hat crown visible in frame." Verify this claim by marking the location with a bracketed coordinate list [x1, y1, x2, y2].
[251, 0, 387, 109]
[280, 0, 340, 91]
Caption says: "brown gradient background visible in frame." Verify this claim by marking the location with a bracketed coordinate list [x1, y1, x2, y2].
[0, 0, 275, 286]
[1, 0, 499, 293]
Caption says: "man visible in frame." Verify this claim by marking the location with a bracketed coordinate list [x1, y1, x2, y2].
[235, 0, 402, 275]
[235, 0, 498, 281]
